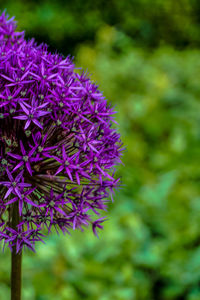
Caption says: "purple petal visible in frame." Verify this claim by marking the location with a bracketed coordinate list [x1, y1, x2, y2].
[7, 153, 22, 160]
[5, 187, 14, 199]
[32, 119, 43, 129]
[20, 102, 30, 115]
[6, 169, 14, 181]
[13, 161, 24, 172]
[25, 162, 32, 175]
[20, 141, 26, 155]
[14, 115, 28, 120]
[24, 119, 31, 130]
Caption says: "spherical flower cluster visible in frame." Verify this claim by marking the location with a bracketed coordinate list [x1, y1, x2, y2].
[0, 12, 123, 253]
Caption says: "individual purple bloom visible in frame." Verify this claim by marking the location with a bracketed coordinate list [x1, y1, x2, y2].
[6, 187, 38, 216]
[0, 169, 31, 199]
[31, 132, 57, 159]
[14, 97, 50, 129]
[54, 146, 76, 180]
[0, 87, 26, 109]
[53, 217, 72, 235]
[40, 189, 67, 223]
[1, 225, 41, 252]
[0, 12, 124, 253]
[7, 141, 37, 175]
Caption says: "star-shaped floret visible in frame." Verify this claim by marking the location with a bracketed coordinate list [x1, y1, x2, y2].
[7, 141, 37, 175]
[0, 169, 31, 199]
[14, 97, 50, 129]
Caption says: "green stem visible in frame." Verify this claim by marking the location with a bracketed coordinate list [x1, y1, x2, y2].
[11, 202, 22, 300]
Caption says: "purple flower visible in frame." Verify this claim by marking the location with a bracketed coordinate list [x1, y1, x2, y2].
[7, 141, 37, 175]
[41, 188, 67, 223]
[14, 97, 50, 129]
[0, 12, 124, 253]
[0, 169, 31, 199]
[6, 187, 38, 216]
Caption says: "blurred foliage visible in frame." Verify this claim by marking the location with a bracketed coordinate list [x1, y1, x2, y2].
[1, 1, 200, 300]
[2, 0, 200, 54]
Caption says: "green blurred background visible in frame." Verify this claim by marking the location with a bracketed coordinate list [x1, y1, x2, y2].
[1, 0, 200, 299]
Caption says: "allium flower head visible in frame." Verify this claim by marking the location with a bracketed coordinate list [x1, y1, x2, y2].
[0, 12, 123, 253]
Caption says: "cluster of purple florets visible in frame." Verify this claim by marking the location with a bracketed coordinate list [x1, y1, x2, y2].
[0, 12, 123, 252]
